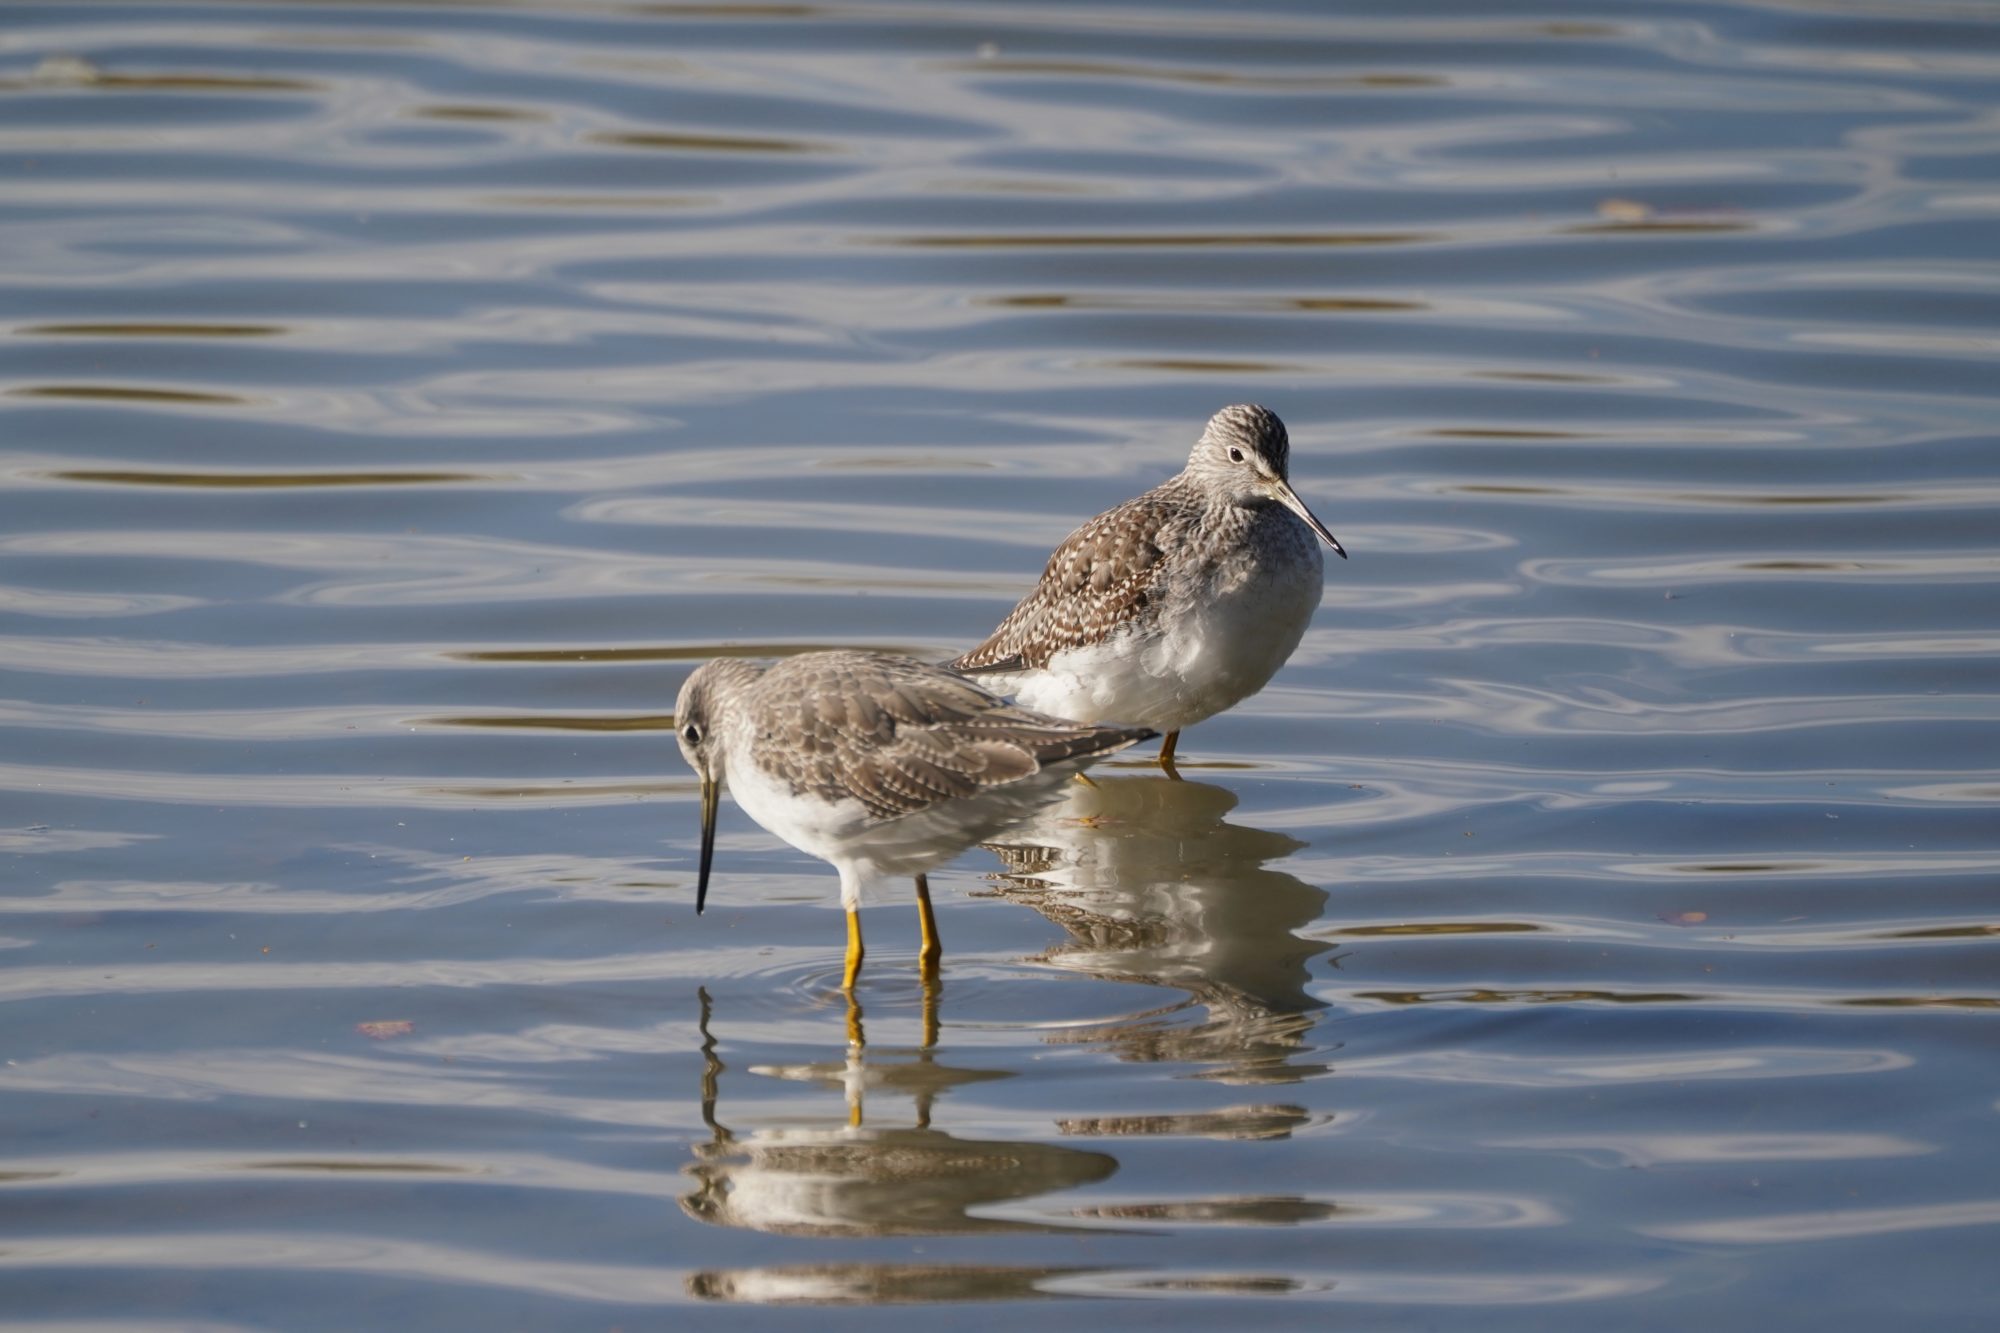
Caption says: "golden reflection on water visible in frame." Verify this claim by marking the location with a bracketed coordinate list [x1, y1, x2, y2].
[1328, 921, 1541, 937]
[51, 470, 491, 488]
[1879, 925, 2000, 940]
[1055, 1105, 1312, 1141]
[938, 58, 1447, 90]
[8, 58, 319, 92]
[977, 293, 1427, 313]
[24, 323, 284, 338]
[624, 5, 822, 22]
[1358, 988, 1701, 1005]
[9, 385, 247, 405]
[410, 104, 547, 122]
[587, 130, 828, 154]
[1565, 219, 1757, 235]
[1472, 369, 1619, 383]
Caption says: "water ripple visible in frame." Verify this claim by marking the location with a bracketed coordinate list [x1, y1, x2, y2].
[4, 1, 1997, 1327]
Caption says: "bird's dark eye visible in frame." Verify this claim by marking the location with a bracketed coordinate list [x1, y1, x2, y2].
[1227, 447, 1246, 464]
[681, 723, 702, 745]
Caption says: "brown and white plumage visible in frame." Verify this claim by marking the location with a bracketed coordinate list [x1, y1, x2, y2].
[674, 651, 1154, 987]
[698, 652, 1151, 821]
[952, 490, 1184, 675]
[951, 405, 1345, 769]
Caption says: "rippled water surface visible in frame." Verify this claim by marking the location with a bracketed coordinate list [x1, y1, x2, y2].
[5, 0, 1999, 1326]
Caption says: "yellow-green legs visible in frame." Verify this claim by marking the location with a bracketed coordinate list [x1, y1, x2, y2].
[1157, 729, 1182, 779]
[843, 875, 941, 994]
[915, 873, 942, 978]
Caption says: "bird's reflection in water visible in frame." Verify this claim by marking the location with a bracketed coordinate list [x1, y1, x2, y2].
[987, 775, 1336, 1091]
[683, 987, 1117, 1243]
[682, 779, 1336, 1302]
[686, 1262, 1081, 1307]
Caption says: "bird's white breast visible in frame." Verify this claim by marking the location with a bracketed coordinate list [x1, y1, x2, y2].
[1013, 512, 1322, 731]
[722, 733, 1089, 909]
[724, 743, 873, 869]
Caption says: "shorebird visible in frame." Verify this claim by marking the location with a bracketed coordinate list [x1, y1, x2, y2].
[675, 650, 1153, 989]
[951, 404, 1345, 775]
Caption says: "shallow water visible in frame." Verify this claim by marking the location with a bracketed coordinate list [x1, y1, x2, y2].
[3, 0, 1998, 1327]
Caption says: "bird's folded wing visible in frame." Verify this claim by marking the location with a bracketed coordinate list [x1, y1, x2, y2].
[950, 494, 1181, 673]
[769, 653, 1151, 821]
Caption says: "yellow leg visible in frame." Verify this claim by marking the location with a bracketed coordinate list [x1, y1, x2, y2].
[844, 995, 865, 1124]
[1157, 729, 1182, 779]
[842, 908, 864, 991]
[1072, 771, 1099, 788]
[915, 874, 942, 976]
[919, 969, 940, 1052]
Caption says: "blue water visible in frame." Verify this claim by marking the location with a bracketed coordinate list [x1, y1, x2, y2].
[2, 1, 1997, 1327]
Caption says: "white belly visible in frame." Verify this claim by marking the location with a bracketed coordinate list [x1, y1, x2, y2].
[1010, 537, 1322, 732]
[725, 744, 1087, 909]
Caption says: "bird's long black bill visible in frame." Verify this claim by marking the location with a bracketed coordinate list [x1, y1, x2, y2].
[696, 776, 719, 915]
[1274, 480, 1346, 559]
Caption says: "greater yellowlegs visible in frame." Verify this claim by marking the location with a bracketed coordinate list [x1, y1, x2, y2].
[951, 404, 1343, 775]
[675, 650, 1153, 988]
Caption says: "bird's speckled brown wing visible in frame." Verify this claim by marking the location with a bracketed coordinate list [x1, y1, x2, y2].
[950, 486, 1194, 673]
[752, 652, 1154, 821]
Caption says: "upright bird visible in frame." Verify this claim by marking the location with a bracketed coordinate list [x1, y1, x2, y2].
[950, 405, 1345, 774]
[675, 650, 1154, 989]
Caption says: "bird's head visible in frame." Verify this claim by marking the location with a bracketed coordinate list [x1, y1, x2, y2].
[1185, 404, 1344, 557]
